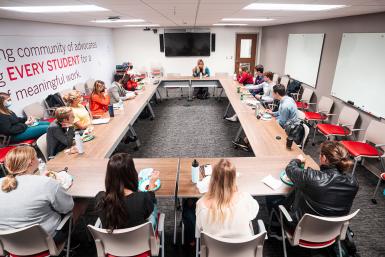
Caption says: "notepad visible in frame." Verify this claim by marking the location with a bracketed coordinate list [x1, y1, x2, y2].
[262, 175, 283, 190]
[91, 117, 110, 125]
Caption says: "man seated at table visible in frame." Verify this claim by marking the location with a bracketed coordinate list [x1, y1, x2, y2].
[266, 84, 298, 128]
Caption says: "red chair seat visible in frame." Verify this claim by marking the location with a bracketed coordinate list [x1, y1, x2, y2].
[107, 251, 150, 257]
[10, 251, 49, 257]
[299, 238, 336, 248]
[341, 141, 380, 157]
[296, 102, 309, 109]
[317, 124, 350, 136]
[304, 112, 327, 121]
[381, 173, 385, 180]
[0, 146, 17, 163]
[41, 118, 56, 123]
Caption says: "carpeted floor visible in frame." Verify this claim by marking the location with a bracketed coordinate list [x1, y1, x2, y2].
[73, 97, 385, 257]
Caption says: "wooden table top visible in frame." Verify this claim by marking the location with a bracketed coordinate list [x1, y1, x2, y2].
[47, 158, 179, 198]
[178, 156, 317, 198]
[49, 83, 158, 161]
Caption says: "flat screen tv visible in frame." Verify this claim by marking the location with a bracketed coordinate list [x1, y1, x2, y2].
[164, 33, 211, 57]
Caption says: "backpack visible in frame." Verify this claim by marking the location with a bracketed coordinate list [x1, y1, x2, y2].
[45, 93, 65, 108]
[286, 79, 301, 97]
[196, 87, 209, 100]
[284, 119, 305, 145]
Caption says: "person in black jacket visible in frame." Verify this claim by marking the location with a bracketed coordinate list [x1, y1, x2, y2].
[0, 92, 49, 143]
[269, 141, 359, 236]
[95, 153, 159, 231]
[46, 107, 77, 158]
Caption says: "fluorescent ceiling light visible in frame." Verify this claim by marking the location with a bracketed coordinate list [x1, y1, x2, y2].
[92, 19, 145, 23]
[213, 23, 248, 26]
[222, 18, 274, 22]
[123, 24, 160, 27]
[243, 3, 346, 11]
[0, 5, 108, 13]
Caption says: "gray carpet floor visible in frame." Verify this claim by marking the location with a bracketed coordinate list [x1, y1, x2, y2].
[74, 97, 385, 257]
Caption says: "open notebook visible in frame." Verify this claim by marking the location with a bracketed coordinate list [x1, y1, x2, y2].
[91, 117, 110, 125]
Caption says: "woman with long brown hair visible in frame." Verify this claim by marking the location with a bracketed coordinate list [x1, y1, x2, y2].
[0, 92, 49, 143]
[95, 153, 159, 231]
[89, 80, 110, 117]
[196, 159, 259, 238]
[0, 146, 74, 243]
[269, 141, 359, 238]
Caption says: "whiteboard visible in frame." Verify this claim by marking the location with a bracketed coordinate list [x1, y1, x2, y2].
[284, 34, 324, 87]
[331, 33, 385, 118]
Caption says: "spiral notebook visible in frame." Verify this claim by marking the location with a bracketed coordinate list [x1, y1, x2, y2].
[262, 175, 283, 190]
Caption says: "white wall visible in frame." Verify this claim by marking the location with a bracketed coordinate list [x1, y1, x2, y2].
[112, 27, 261, 76]
[0, 19, 115, 115]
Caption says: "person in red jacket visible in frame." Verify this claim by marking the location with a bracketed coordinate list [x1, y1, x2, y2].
[237, 66, 254, 85]
[90, 80, 110, 117]
[121, 73, 138, 91]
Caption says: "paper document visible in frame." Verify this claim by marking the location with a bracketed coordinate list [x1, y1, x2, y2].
[262, 175, 283, 190]
[91, 117, 110, 125]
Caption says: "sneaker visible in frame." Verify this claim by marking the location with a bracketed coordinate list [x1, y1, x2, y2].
[225, 115, 238, 122]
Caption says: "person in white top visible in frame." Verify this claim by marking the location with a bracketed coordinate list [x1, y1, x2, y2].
[196, 159, 259, 239]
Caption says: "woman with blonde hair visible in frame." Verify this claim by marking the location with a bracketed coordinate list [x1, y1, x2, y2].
[196, 159, 259, 238]
[0, 146, 74, 243]
[90, 80, 110, 117]
[63, 90, 91, 130]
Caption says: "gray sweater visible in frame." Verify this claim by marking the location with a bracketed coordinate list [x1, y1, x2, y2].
[0, 175, 74, 236]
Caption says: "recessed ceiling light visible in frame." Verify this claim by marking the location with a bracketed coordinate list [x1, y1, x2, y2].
[222, 18, 274, 22]
[213, 23, 248, 26]
[0, 5, 108, 13]
[92, 19, 145, 23]
[123, 24, 160, 27]
[243, 3, 347, 11]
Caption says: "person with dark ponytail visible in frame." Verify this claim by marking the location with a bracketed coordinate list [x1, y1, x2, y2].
[95, 153, 159, 232]
[270, 141, 359, 236]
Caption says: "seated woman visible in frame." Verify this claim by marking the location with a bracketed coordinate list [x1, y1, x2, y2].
[0, 146, 74, 244]
[0, 92, 49, 143]
[47, 107, 77, 158]
[109, 74, 136, 104]
[95, 153, 159, 231]
[269, 141, 359, 236]
[63, 90, 91, 130]
[192, 59, 210, 77]
[196, 159, 259, 238]
[237, 66, 254, 85]
[90, 80, 110, 117]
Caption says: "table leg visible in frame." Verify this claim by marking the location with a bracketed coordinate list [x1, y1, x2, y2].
[156, 88, 162, 102]
[234, 126, 243, 143]
[147, 102, 155, 120]
[223, 102, 231, 118]
[129, 125, 141, 149]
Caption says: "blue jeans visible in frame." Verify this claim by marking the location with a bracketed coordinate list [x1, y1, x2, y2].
[11, 121, 50, 143]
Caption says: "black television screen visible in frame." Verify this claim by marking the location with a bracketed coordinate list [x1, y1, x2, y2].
[164, 33, 211, 57]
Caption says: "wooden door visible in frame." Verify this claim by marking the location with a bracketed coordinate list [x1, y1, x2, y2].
[235, 34, 258, 74]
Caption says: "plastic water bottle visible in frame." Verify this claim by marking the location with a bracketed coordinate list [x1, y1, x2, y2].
[255, 102, 260, 117]
[233, 73, 237, 80]
[199, 72, 203, 79]
[192, 159, 199, 183]
[74, 131, 84, 154]
[38, 158, 46, 175]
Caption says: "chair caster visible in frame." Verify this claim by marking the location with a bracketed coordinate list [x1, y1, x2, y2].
[312, 142, 315, 146]
[150, 117, 154, 121]
[133, 146, 139, 151]
[371, 198, 377, 204]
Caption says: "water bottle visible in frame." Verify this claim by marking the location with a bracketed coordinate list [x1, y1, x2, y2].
[74, 131, 84, 154]
[191, 159, 199, 183]
[38, 158, 46, 175]
[255, 102, 260, 118]
[233, 73, 237, 80]
[108, 104, 114, 117]
[199, 72, 203, 79]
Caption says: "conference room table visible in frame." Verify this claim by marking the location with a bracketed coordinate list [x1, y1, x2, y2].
[47, 75, 319, 243]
